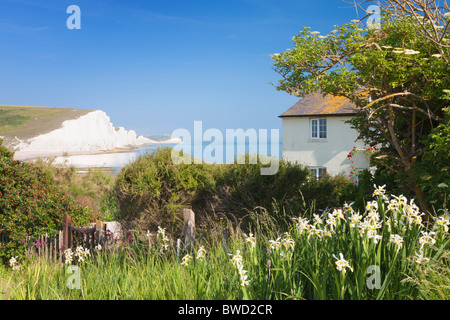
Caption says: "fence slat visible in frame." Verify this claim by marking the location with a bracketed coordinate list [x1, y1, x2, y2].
[62, 214, 73, 251]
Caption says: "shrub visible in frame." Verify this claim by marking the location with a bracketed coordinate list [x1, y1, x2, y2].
[0, 143, 93, 263]
[114, 148, 358, 237]
[114, 148, 217, 236]
[35, 159, 118, 222]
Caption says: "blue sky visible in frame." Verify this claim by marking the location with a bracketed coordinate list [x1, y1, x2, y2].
[0, 0, 363, 136]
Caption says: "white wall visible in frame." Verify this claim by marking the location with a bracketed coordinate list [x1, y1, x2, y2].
[282, 116, 370, 176]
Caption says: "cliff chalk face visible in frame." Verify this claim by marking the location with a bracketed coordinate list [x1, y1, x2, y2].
[11, 110, 154, 160]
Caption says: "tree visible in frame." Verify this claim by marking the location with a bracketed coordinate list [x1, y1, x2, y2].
[271, 0, 450, 216]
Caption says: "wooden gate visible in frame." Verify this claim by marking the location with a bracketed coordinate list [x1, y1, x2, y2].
[62, 214, 107, 251]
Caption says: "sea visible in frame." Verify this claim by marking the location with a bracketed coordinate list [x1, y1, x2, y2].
[53, 141, 283, 174]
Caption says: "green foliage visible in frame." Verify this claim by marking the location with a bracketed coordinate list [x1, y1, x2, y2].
[35, 159, 118, 222]
[0, 109, 30, 128]
[272, 11, 449, 213]
[2, 190, 449, 300]
[0, 147, 94, 263]
[114, 148, 217, 235]
[414, 107, 450, 209]
[114, 148, 358, 237]
[0, 138, 14, 159]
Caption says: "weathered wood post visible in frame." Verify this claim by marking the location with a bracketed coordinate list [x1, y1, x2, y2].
[183, 208, 195, 253]
[62, 214, 73, 251]
[176, 239, 181, 260]
[95, 221, 106, 250]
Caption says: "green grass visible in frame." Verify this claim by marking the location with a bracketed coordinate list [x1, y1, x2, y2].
[1, 190, 449, 300]
[0, 105, 95, 146]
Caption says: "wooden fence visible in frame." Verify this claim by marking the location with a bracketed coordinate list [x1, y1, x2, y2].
[0, 214, 108, 264]
[1, 209, 214, 263]
[61, 214, 107, 251]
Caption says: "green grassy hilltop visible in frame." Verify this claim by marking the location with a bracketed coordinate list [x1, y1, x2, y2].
[0, 105, 95, 147]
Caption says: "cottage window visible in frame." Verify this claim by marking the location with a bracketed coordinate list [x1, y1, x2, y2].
[310, 167, 327, 179]
[311, 119, 327, 139]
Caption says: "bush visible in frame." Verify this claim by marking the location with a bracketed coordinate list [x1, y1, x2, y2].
[114, 148, 217, 236]
[114, 148, 358, 237]
[0, 143, 94, 263]
[35, 159, 118, 222]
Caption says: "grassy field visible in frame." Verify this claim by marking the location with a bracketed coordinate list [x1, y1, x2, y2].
[0, 105, 95, 147]
[0, 189, 449, 300]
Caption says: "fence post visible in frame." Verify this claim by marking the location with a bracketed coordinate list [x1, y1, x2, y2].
[95, 221, 106, 249]
[62, 214, 73, 251]
[183, 208, 195, 253]
[176, 239, 181, 260]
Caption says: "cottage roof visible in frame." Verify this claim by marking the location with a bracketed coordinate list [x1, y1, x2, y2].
[279, 91, 358, 118]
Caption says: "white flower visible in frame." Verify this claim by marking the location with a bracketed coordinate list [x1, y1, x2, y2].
[181, 254, 193, 267]
[404, 49, 420, 55]
[95, 244, 102, 251]
[64, 249, 74, 264]
[229, 250, 243, 267]
[269, 238, 282, 250]
[313, 214, 323, 226]
[373, 184, 387, 199]
[388, 234, 403, 252]
[310, 31, 320, 35]
[281, 233, 295, 250]
[419, 231, 436, 249]
[332, 208, 346, 221]
[9, 256, 17, 266]
[349, 212, 363, 228]
[435, 216, 449, 232]
[415, 250, 430, 264]
[9, 256, 20, 270]
[351, 19, 360, 23]
[196, 246, 207, 260]
[326, 214, 337, 230]
[432, 54, 442, 58]
[366, 200, 378, 213]
[240, 273, 250, 287]
[244, 233, 256, 248]
[295, 217, 310, 235]
[333, 252, 353, 273]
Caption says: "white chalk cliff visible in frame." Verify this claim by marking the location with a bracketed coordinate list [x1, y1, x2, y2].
[15, 110, 154, 153]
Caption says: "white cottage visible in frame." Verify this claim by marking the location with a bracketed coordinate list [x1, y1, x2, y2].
[279, 91, 371, 180]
